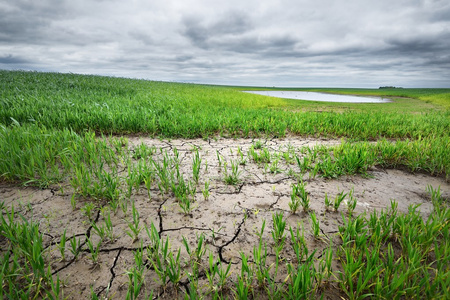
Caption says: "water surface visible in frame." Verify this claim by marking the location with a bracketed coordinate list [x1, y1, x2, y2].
[243, 91, 390, 103]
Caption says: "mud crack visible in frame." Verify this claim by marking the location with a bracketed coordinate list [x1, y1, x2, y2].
[100, 248, 122, 297]
[217, 214, 247, 264]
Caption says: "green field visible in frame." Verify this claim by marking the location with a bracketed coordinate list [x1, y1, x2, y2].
[1, 70, 449, 299]
[1, 70, 449, 138]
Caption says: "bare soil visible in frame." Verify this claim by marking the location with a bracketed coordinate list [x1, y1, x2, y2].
[1, 137, 449, 299]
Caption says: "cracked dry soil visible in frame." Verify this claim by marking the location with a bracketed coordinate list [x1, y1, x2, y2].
[1, 137, 449, 299]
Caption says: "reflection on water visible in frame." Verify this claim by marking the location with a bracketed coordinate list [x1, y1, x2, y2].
[243, 91, 390, 103]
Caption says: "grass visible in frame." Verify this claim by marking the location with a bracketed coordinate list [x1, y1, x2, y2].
[1, 71, 449, 140]
[0, 70, 449, 298]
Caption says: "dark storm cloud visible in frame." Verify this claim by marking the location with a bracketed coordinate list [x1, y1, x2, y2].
[0, 1, 69, 43]
[182, 12, 304, 58]
[0, 0, 449, 87]
[385, 34, 450, 55]
[347, 61, 406, 71]
[0, 54, 29, 64]
[214, 35, 300, 55]
[182, 11, 253, 49]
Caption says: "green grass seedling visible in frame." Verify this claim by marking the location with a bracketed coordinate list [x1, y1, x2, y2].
[145, 222, 161, 260]
[149, 235, 171, 286]
[271, 212, 286, 249]
[324, 193, 332, 211]
[319, 243, 333, 284]
[167, 248, 182, 285]
[216, 258, 232, 291]
[91, 221, 107, 241]
[143, 173, 153, 201]
[288, 197, 300, 215]
[192, 148, 202, 185]
[179, 195, 194, 215]
[237, 146, 247, 165]
[260, 147, 271, 164]
[309, 212, 320, 239]
[347, 188, 357, 216]
[202, 180, 210, 200]
[69, 236, 81, 260]
[184, 278, 201, 300]
[427, 184, 446, 216]
[235, 275, 250, 300]
[286, 252, 317, 299]
[291, 182, 310, 212]
[224, 160, 241, 185]
[339, 213, 368, 248]
[126, 201, 143, 242]
[101, 208, 116, 242]
[339, 246, 381, 300]
[289, 184, 301, 214]
[120, 197, 129, 217]
[296, 154, 313, 174]
[58, 229, 67, 261]
[132, 142, 155, 159]
[253, 237, 269, 288]
[0, 206, 61, 298]
[216, 150, 224, 169]
[86, 235, 101, 265]
[205, 252, 218, 293]
[126, 164, 138, 198]
[125, 244, 146, 299]
[282, 148, 296, 165]
[289, 224, 308, 263]
[182, 233, 207, 266]
[125, 267, 145, 300]
[239, 251, 253, 285]
[333, 191, 347, 212]
[70, 194, 77, 210]
[253, 140, 263, 149]
[81, 202, 96, 222]
[109, 197, 120, 215]
[46, 272, 64, 299]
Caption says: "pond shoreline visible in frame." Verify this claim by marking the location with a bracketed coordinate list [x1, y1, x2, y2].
[243, 90, 391, 103]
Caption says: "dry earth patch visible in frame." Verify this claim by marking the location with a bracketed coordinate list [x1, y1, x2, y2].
[1, 137, 449, 299]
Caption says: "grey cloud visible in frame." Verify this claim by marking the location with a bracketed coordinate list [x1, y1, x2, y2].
[0, 1, 69, 43]
[181, 11, 253, 49]
[181, 18, 209, 48]
[0, 54, 29, 64]
[210, 11, 252, 35]
[182, 15, 302, 58]
[424, 55, 450, 67]
[385, 36, 449, 55]
[174, 55, 194, 62]
[128, 31, 154, 46]
[347, 61, 406, 71]
[431, 8, 450, 22]
[213, 35, 300, 55]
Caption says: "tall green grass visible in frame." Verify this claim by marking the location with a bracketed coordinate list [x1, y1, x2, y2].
[1, 206, 63, 298]
[1, 70, 449, 139]
[307, 137, 450, 179]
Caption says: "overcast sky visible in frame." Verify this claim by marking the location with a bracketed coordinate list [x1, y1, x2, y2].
[1, 0, 449, 88]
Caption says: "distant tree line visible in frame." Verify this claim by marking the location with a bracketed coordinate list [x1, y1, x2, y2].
[379, 86, 403, 89]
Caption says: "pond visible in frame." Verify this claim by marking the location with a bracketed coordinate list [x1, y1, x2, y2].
[243, 91, 390, 103]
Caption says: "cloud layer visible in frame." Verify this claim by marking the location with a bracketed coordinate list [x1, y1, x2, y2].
[1, 0, 449, 87]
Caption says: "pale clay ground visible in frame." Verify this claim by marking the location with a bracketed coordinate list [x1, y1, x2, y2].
[1, 137, 449, 299]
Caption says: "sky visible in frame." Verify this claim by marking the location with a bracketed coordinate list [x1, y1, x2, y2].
[1, 0, 449, 88]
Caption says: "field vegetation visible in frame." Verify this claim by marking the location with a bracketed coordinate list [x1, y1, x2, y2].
[0, 70, 449, 299]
